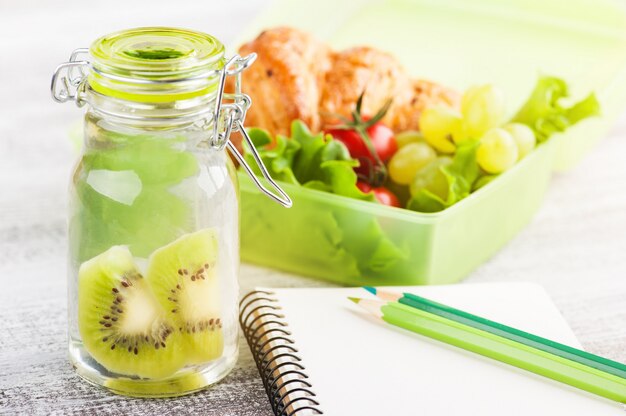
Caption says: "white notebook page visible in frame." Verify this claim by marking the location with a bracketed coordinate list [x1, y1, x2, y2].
[265, 282, 622, 415]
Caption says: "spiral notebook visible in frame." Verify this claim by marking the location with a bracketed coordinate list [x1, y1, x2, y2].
[240, 282, 622, 416]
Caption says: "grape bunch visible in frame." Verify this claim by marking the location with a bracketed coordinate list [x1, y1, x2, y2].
[387, 84, 539, 210]
[420, 84, 536, 174]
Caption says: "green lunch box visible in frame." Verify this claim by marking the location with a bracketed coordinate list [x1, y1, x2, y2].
[238, 0, 626, 286]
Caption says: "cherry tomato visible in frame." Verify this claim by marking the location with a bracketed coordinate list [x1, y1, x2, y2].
[327, 121, 397, 176]
[357, 181, 400, 207]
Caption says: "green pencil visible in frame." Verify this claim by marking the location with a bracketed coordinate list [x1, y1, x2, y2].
[364, 286, 626, 380]
[349, 297, 626, 404]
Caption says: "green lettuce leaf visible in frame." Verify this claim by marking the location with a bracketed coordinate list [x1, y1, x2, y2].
[245, 120, 374, 201]
[74, 134, 197, 261]
[240, 191, 362, 279]
[513, 76, 600, 142]
[407, 142, 480, 213]
[246, 129, 301, 185]
[406, 189, 446, 213]
[441, 141, 481, 204]
[242, 120, 406, 279]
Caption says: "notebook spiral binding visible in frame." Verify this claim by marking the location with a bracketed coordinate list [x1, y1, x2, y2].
[240, 291, 323, 416]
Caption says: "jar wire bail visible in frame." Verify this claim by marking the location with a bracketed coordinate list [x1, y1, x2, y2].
[51, 48, 292, 208]
[227, 120, 293, 208]
[50, 48, 90, 105]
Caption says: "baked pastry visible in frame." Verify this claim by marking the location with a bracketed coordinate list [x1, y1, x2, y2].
[233, 27, 459, 136]
[319, 46, 413, 130]
[230, 27, 331, 136]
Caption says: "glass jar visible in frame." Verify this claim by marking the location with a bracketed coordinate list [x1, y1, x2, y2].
[51, 27, 290, 397]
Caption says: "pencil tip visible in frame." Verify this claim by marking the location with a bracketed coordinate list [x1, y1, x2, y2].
[348, 297, 361, 304]
[363, 286, 377, 295]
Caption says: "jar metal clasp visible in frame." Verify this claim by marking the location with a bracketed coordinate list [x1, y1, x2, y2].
[51, 49, 292, 208]
[210, 54, 292, 208]
[51, 48, 90, 105]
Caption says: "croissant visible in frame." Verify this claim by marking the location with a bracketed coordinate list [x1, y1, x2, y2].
[233, 27, 459, 136]
[230, 27, 331, 136]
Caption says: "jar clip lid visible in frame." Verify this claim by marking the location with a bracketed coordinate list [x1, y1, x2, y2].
[51, 48, 292, 208]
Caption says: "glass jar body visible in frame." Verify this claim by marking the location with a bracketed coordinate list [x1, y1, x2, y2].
[68, 105, 240, 397]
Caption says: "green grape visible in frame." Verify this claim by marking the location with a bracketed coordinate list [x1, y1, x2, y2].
[410, 156, 453, 201]
[461, 84, 506, 139]
[419, 106, 463, 154]
[395, 130, 425, 148]
[388, 142, 437, 185]
[451, 122, 472, 146]
[503, 123, 536, 160]
[476, 128, 519, 174]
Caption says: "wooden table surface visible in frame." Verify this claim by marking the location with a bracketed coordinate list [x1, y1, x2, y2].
[1, 1, 625, 414]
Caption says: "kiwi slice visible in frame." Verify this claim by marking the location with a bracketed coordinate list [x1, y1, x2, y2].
[146, 229, 224, 364]
[104, 372, 206, 398]
[78, 246, 185, 379]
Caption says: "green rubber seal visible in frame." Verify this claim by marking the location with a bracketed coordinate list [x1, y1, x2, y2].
[88, 27, 225, 103]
